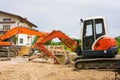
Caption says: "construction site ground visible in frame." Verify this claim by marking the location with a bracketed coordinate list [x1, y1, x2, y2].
[0, 56, 117, 80]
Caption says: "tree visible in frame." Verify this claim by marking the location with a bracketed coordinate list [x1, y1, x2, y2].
[115, 36, 120, 47]
[115, 36, 120, 53]
[13, 36, 18, 44]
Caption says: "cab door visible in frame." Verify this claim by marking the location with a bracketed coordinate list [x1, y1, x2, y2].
[82, 20, 94, 50]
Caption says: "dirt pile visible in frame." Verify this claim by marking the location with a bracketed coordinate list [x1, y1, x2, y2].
[19, 46, 33, 56]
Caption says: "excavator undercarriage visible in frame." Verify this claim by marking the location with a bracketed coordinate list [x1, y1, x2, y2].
[74, 57, 120, 70]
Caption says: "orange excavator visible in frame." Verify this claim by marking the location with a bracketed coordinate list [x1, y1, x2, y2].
[32, 16, 120, 69]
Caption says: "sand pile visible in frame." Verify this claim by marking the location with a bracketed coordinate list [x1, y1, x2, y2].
[19, 46, 33, 56]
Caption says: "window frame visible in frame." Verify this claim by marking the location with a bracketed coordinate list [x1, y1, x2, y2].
[20, 38, 23, 44]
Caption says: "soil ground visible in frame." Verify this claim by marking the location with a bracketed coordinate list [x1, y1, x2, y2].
[0, 57, 116, 80]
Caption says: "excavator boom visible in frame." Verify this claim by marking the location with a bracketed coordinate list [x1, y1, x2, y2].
[0, 26, 46, 41]
[0, 26, 47, 46]
[35, 30, 78, 51]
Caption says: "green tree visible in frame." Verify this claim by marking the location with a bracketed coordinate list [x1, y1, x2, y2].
[115, 36, 120, 53]
[115, 36, 120, 48]
[13, 36, 18, 44]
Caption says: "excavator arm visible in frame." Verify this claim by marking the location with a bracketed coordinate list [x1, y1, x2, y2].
[35, 30, 78, 50]
[0, 27, 78, 64]
[0, 26, 46, 46]
[0, 26, 46, 41]
[33, 30, 79, 64]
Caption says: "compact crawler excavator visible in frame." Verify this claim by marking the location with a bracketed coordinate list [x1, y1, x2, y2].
[32, 16, 120, 69]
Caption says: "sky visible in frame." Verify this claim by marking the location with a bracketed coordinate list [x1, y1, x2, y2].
[0, 0, 120, 39]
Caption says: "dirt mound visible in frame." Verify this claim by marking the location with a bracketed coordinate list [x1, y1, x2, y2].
[19, 46, 33, 56]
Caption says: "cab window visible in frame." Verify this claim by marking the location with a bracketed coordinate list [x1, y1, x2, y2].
[84, 20, 93, 37]
[95, 19, 105, 39]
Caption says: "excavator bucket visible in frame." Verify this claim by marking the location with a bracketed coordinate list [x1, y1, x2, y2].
[49, 45, 71, 64]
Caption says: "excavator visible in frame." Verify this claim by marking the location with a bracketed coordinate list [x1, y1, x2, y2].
[0, 16, 120, 69]
[32, 16, 120, 69]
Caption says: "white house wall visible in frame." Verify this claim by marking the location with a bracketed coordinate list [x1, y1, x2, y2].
[17, 34, 32, 46]
[0, 13, 17, 29]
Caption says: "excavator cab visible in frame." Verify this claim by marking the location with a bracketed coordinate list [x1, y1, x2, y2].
[79, 17, 118, 58]
[82, 17, 107, 50]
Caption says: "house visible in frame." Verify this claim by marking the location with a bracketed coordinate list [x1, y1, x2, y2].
[0, 11, 37, 46]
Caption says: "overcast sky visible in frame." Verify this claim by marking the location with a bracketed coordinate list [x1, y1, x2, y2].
[0, 0, 120, 39]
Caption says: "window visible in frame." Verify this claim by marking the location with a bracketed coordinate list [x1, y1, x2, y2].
[3, 18, 11, 21]
[3, 25, 11, 31]
[86, 24, 93, 36]
[84, 20, 93, 37]
[96, 23, 102, 34]
[95, 19, 105, 39]
[20, 38, 23, 44]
